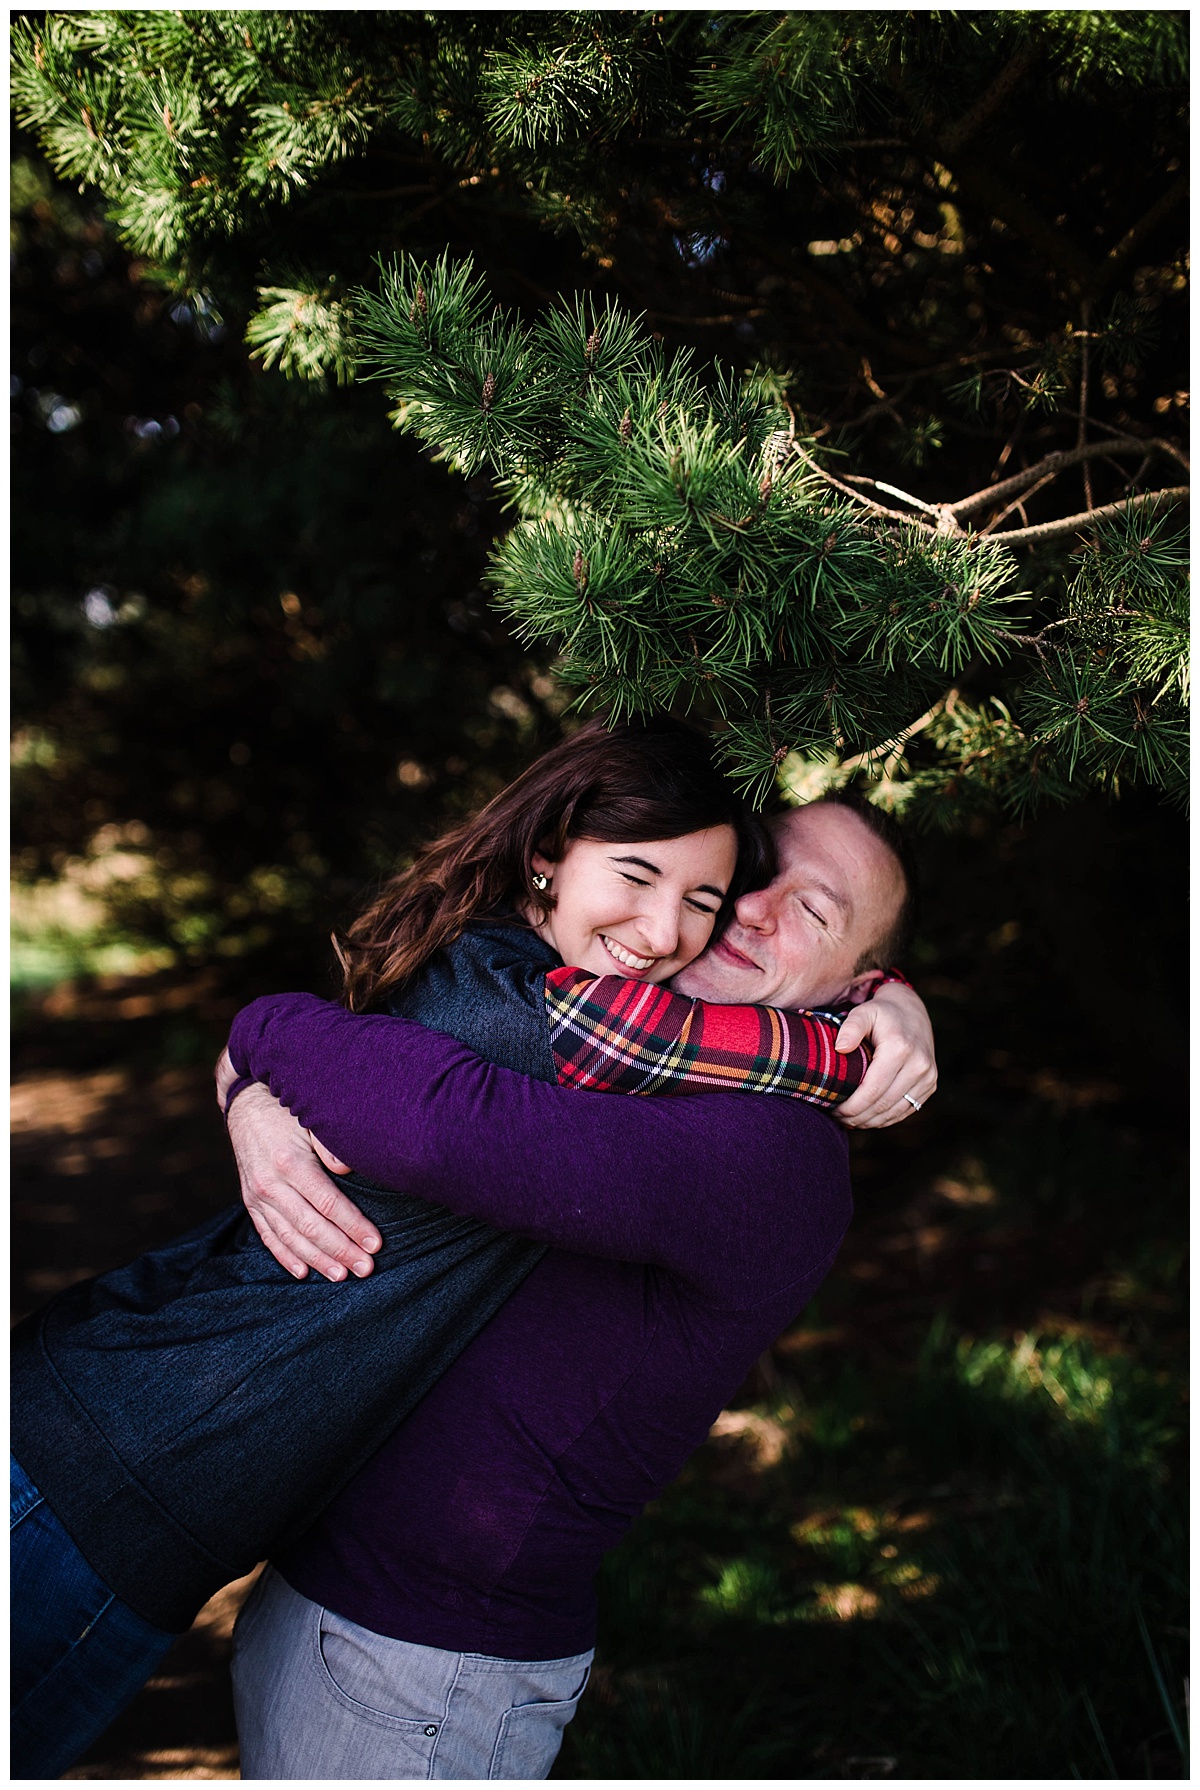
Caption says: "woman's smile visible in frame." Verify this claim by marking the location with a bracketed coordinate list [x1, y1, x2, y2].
[600, 935, 657, 974]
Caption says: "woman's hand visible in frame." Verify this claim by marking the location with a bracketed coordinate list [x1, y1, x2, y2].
[833, 981, 937, 1128]
[224, 1081, 381, 1281]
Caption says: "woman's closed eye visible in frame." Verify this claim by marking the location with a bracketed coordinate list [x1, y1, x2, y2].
[616, 869, 716, 916]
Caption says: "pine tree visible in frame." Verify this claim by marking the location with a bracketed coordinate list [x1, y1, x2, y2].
[12, 10, 1189, 818]
[353, 250, 1188, 813]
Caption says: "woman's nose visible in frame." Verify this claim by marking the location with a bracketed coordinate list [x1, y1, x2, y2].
[636, 896, 682, 960]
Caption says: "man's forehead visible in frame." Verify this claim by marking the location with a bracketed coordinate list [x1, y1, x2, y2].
[771, 804, 851, 867]
[769, 805, 892, 903]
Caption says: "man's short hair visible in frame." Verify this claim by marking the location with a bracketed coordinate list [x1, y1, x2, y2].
[812, 792, 919, 972]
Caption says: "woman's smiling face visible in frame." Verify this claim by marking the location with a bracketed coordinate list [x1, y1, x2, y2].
[531, 826, 739, 983]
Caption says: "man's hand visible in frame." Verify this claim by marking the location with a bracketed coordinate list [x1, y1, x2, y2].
[834, 981, 937, 1129]
[214, 1046, 239, 1111]
[224, 1080, 382, 1282]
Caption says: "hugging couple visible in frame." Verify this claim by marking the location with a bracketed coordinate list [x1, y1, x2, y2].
[12, 717, 936, 1780]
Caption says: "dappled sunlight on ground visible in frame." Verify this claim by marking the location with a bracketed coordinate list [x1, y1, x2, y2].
[12, 1060, 238, 1323]
[64, 1572, 262, 1780]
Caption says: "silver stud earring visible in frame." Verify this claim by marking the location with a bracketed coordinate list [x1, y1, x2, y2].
[532, 872, 550, 893]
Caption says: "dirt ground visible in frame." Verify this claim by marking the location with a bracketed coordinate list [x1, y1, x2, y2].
[12, 1025, 257, 1779]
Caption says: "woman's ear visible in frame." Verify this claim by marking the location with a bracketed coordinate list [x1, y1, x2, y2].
[531, 848, 555, 882]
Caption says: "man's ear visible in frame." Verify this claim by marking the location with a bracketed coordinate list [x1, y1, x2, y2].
[837, 968, 887, 1008]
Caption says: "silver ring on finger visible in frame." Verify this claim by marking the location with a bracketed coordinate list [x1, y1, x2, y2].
[902, 1092, 922, 1112]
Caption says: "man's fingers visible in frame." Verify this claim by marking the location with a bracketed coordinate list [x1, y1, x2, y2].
[247, 1184, 371, 1282]
[245, 1202, 311, 1279]
[224, 1084, 380, 1282]
[213, 1047, 237, 1109]
[281, 1153, 381, 1255]
[272, 1182, 377, 1278]
[245, 1159, 379, 1279]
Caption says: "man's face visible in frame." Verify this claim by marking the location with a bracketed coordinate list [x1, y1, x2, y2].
[671, 804, 906, 1011]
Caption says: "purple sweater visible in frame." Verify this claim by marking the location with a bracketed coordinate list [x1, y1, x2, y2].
[228, 994, 852, 1660]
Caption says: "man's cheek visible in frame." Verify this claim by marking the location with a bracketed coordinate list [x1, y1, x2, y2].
[675, 961, 746, 1000]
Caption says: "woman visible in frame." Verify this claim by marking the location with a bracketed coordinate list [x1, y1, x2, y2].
[12, 719, 916, 1776]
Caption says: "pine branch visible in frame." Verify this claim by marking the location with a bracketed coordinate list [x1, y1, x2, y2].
[978, 471, 1060, 538]
[1077, 300, 1095, 512]
[992, 487, 1189, 547]
[949, 437, 1181, 520]
[938, 40, 1040, 156]
[1091, 173, 1190, 294]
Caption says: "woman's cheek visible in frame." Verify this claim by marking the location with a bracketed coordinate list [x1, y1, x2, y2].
[674, 916, 713, 973]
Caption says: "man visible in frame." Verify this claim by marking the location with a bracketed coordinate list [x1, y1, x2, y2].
[223, 798, 935, 1778]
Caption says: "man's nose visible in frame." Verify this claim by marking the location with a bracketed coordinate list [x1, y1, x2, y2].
[734, 887, 777, 932]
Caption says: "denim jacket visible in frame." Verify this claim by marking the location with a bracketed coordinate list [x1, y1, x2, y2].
[10, 920, 557, 1632]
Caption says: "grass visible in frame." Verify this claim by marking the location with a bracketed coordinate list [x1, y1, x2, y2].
[11, 878, 174, 992]
[554, 1100, 1188, 1781]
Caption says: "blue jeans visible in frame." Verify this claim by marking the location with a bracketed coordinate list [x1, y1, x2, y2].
[10, 1455, 178, 1779]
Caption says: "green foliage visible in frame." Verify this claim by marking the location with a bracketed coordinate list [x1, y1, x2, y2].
[563, 1678, 798, 1778]
[244, 275, 358, 384]
[560, 1309, 1186, 1778]
[1015, 504, 1189, 801]
[11, 11, 383, 261]
[11, 8, 1189, 825]
[479, 23, 662, 153]
[694, 13, 858, 181]
[352, 251, 1188, 810]
[1032, 9, 1191, 86]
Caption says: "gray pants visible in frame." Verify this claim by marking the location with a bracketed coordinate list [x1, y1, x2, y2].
[231, 1567, 593, 1780]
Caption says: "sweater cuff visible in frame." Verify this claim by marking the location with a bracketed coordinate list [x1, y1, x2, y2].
[878, 965, 915, 992]
[222, 1074, 255, 1117]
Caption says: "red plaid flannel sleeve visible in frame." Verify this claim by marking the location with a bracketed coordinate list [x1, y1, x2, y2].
[543, 966, 910, 1109]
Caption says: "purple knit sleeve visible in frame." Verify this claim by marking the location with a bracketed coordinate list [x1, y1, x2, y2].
[222, 1074, 255, 1116]
[227, 993, 852, 1307]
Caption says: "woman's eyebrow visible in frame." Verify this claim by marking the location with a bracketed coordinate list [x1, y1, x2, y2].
[610, 856, 726, 900]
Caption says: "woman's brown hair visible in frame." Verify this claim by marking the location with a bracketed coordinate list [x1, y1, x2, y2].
[339, 717, 774, 1010]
